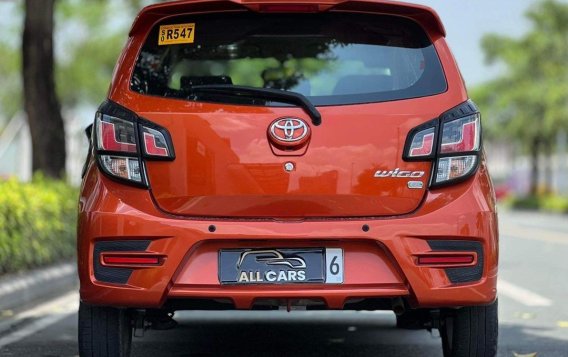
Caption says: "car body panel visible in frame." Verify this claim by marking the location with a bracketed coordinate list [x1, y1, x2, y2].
[107, 7, 467, 217]
[78, 160, 497, 309]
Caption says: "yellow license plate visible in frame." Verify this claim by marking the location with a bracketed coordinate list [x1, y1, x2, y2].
[158, 23, 195, 45]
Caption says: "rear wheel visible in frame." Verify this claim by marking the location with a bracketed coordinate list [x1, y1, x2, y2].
[439, 300, 498, 357]
[78, 302, 132, 357]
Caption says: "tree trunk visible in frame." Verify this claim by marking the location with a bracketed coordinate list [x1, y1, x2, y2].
[22, 0, 66, 179]
[543, 140, 553, 194]
[529, 136, 540, 196]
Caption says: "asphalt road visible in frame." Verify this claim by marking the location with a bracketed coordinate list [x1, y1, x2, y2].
[1, 210, 567, 357]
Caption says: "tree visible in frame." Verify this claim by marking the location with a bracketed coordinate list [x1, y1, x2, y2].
[473, 0, 568, 195]
[23, 0, 66, 179]
[55, 1, 138, 107]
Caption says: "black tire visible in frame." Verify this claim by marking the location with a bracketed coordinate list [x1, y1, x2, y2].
[440, 300, 498, 357]
[78, 302, 133, 357]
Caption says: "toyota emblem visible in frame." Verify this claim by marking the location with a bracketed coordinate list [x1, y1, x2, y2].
[268, 118, 311, 149]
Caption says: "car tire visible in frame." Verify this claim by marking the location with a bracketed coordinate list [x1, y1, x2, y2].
[78, 302, 132, 357]
[440, 299, 498, 357]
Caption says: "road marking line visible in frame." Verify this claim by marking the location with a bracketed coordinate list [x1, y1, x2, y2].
[500, 224, 568, 246]
[0, 291, 78, 349]
[498, 279, 552, 307]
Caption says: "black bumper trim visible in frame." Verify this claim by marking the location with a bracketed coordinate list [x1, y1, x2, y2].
[93, 240, 151, 284]
[427, 240, 483, 284]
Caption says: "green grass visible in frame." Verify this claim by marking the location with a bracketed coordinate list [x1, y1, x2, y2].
[505, 194, 568, 214]
[0, 176, 78, 275]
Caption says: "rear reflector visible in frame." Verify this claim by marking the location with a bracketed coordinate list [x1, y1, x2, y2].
[417, 255, 474, 265]
[102, 255, 161, 265]
[258, 4, 318, 12]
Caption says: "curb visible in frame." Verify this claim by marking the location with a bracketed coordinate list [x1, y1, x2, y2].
[0, 262, 77, 312]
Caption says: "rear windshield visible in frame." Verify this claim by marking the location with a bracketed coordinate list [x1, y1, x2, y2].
[131, 12, 447, 106]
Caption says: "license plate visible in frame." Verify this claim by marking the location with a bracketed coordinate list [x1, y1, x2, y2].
[219, 248, 343, 285]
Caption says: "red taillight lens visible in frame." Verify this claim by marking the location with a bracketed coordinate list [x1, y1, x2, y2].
[102, 254, 162, 266]
[408, 127, 435, 158]
[142, 126, 170, 157]
[440, 114, 480, 154]
[96, 114, 137, 153]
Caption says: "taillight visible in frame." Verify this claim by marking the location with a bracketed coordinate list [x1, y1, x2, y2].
[93, 101, 174, 187]
[141, 126, 171, 158]
[407, 126, 436, 159]
[404, 100, 481, 187]
[96, 114, 137, 153]
[440, 115, 480, 154]
[99, 155, 143, 183]
[434, 112, 480, 185]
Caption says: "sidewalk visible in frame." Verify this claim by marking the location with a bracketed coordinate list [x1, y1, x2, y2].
[0, 262, 77, 313]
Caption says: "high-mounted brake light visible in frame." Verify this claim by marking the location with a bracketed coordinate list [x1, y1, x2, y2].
[258, 4, 318, 12]
[93, 101, 175, 187]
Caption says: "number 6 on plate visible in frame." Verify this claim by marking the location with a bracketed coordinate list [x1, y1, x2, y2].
[325, 248, 344, 284]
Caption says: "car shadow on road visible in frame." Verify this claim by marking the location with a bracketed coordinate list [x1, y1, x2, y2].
[1, 312, 566, 357]
[128, 312, 568, 357]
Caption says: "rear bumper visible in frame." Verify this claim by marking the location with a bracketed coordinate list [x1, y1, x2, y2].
[78, 168, 498, 310]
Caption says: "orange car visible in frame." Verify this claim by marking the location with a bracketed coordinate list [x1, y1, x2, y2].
[77, 1, 498, 356]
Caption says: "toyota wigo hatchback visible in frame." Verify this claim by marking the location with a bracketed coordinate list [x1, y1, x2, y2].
[77, 1, 499, 356]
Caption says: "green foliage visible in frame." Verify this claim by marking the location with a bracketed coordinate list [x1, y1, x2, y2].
[0, 1, 141, 118]
[0, 176, 78, 274]
[540, 195, 568, 213]
[473, 0, 568, 143]
[505, 195, 568, 214]
[55, 1, 136, 107]
[471, 0, 568, 193]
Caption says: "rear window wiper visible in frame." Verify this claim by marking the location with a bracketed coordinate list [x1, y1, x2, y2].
[188, 84, 322, 126]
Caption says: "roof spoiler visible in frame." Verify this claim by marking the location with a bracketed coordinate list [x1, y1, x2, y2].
[129, 0, 445, 38]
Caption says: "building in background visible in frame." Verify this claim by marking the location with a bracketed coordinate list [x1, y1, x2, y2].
[0, 113, 88, 185]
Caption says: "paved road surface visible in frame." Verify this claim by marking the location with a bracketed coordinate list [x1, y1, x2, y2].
[1, 210, 567, 356]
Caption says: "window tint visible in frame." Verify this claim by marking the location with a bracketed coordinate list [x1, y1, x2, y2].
[131, 12, 447, 106]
